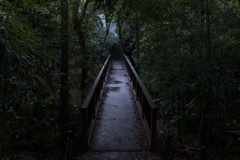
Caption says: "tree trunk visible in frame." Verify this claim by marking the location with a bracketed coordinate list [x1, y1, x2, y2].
[59, 0, 69, 158]
[98, 18, 111, 64]
[117, 16, 137, 68]
[199, 100, 207, 146]
[136, 20, 140, 75]
[72, 0, 90, 101]
[199, 0, 211, 147]
[206, 0, 211, 59]
[2, 66, 8, 120]
[177, 92, 182, 143]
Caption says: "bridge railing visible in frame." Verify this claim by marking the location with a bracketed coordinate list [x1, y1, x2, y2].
[123, 54, 158, 150]
[81, 54, 112, 148]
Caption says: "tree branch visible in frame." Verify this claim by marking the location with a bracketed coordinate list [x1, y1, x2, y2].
[130, 41, 137, 53]
[118, 19, 130, 54]
[96, 15, 103, 28]
[80, 0, 90, 23]
[73, 0, 90, 26]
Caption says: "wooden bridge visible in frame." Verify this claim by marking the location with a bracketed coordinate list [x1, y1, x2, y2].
[64, 46, 208, 160]
[81, 45, 158, 153]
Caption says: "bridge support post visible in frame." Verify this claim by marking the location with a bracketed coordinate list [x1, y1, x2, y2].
[164, 134, 173, 160]
[81, 109, 88, 150]
[71, 124, 75, 158]
[67, 130, 74, 160]
[201, 146, 207, 160]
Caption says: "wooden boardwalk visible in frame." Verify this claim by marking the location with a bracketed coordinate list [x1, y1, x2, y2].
[79, 45, 160, 159]
[90, 59, 148, 151]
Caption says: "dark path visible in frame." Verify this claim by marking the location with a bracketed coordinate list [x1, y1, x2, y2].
[90, 59, 147, 151]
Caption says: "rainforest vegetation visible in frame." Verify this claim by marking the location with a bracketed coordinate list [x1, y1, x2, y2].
[1, 0, 240, 159]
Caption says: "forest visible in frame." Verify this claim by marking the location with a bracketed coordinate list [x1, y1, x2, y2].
[1, 0, 240, 159]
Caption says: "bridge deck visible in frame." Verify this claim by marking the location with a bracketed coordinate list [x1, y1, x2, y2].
[90, 59, 148, 151]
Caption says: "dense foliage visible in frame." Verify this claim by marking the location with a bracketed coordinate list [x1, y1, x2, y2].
[116, 0, 240, 159]
[0, 0, 117, 159]
[1, 0, 240, 159]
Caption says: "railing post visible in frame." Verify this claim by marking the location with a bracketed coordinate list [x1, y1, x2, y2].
[67, 130, 74, 160]
[164, 134, 173, 160]
[71, 124, 76, 158]
[150, 107, 157, 151]
[201, 146, 207, 160]
[81, 109, 88, 149]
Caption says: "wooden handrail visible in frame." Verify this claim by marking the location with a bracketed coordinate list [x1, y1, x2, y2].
[81, 54, 112, 148]
[123, 54, 158, 150]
